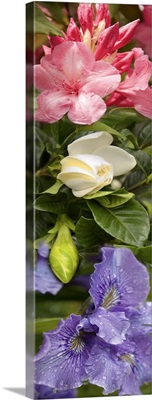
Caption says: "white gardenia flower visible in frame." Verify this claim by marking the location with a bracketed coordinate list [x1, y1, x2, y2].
[57, 132, 136, 197]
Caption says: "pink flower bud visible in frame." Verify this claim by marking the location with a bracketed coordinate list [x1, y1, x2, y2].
[77, 3, 94, 34]
[66, 18, 81, 41]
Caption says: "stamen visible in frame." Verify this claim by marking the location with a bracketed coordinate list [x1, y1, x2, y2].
[69, 333, 85, 352]
[102, 283, 119, 309]
[120, 354, 136, 366]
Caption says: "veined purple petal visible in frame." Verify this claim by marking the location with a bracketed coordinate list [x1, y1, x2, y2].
[89, 247, 150, 310]
[34, 314, 95, 390]
[34, 384, 77, 399]
[85, 338, 131, 394]
[89, 307, 130, 344]
[118, 334, 152, 395]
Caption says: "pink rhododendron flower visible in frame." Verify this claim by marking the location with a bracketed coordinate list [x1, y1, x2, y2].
[43, 3, 139, 74]
[107, 49, 152, 118]
[134, 5, 152, 57]
[34, 41, 120, 125]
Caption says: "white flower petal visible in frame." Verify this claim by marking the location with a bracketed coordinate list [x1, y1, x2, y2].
[68, 131, 113, 156]
[57, 171, 97, 190]
[93, 146, 136, 176]
[72, 185, 99, 197]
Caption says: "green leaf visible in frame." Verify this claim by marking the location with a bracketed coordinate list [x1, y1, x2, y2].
[34, 3, 63, 36]
[102, 108, 143, 130]
[78, 121, 125, 139]
[43, 180, 63, 195]
[120, 128, 138, 148]
[136, 185, 152, 215]
[84, 190, 113, 200]
[35, 127, 56, 152]
[138, 122, 152, 148]
[75, 217, 111, 248]
[38, 2, 66, 24]
[87, 199, 150, 247]
[97, 189, 134, 208]
[84, 188, 134, 207]
[35, 318, 62, 334]
[34, 194, 65, 214]
[131, 149, 152, 177]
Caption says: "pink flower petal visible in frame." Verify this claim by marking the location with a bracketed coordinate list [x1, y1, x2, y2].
[94, 4, 111, 28]
[51, 41, 95, 82]
[68, 92, 106, 125]
[66, 18, 82, 41]
[113, 19, 140, 51]
[112, 51, 134, 74]
[132, 87, 152, 119]
[35, 90, 71, 123]
[118, 55, 152, 95]
[77, 3, 94, 34]
[83, 61, 120, 97]
[143, 5, 152, 27]
[106, 92, 134, 108]
[94, 23, 119, 60]
[34, 65, 53, 91]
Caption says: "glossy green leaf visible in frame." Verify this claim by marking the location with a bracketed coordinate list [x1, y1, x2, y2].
[75, 217, 111, 248]
[131, 149, 152, 177]
[34, 195, 65, 214]
[43, 180, 63, 195]
[102, 108, 143, 130]
[84, 190, 113, 200]
[138, 122, 152, 148]
[87, 199, 150, 247]
[97, 189, 134, 208]
[35, 318, 62, 334]
[78, 121, 125, 139]
[34, 3, 63, 36]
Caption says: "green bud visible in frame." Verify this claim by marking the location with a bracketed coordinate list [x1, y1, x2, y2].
[49, 225, 79, 283]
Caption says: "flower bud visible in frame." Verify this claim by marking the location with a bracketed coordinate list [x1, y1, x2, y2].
[49, 225, 79, 283]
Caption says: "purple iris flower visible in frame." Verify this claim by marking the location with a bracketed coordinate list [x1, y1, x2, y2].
[34, 384, 77, 399]
[89, 246, 150, 310]
[34, 243, 63, 295]
[34, 314, 95, 391]
[34, 246, 151, 395]
[80, 247, 150, 344]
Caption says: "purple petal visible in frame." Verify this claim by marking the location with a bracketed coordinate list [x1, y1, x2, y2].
[34, 384, 77, 399]
[38, 243, 50, 258]
[34, 314, 95, 390]
[90, 247, 150, 310]
[89, 307, 130, 344]
[34, 259, 63, 295]
[85, 338, 131, 394]
[119, 372, 142, 395]
[126, 302, 152, 336]
[119, 334, 152, 395]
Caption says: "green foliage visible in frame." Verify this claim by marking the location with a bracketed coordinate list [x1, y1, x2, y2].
[87, 199, 150, 247]
[75, 217, 111, 248]
[34, 3, 63, 35]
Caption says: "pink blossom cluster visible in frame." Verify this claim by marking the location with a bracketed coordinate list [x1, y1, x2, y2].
[34, 3, 152, 125]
